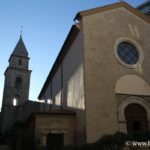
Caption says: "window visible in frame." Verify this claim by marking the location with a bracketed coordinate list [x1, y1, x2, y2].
[125, 104, 148, 133]
[117, 42, 139, 65]
[15, 77, 22, 88]
[13, 98, 17, 106]
[19, 59, 22, 65]
[12, 95, 20, 106]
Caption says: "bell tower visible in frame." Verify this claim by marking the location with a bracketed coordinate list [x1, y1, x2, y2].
[1, 36, 31, 131]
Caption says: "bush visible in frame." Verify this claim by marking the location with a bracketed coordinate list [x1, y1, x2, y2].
[128, 130, 150, 141]
[95, 132, 127, 150]
[62, 131, 150, 150]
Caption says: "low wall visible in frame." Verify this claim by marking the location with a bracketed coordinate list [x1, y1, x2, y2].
[0, 145, 11, 150]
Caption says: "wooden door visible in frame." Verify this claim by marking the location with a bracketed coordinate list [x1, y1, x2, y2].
[47, 133, 64, 150]
[125, 104, 148, 133]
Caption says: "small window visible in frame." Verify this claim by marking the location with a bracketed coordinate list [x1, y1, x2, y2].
[117, 42, 139, 65]
[13, 98, 17, 106]
[19, 59, 22, 65]
[15, 77, 22, 88]
[12, 95, 20, 106]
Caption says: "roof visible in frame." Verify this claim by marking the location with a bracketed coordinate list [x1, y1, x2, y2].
[11, 36, 28, 57]
[74, 2, 150, 24]
[32, 109, 76, 116]
[38, 24, 80, 99]
[25, 109, 76, 126]
[38, 2, 150, 99]
[137, 1, 150, 9]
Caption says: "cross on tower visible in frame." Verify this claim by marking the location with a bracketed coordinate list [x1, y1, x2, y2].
[20, 25, 23, 37]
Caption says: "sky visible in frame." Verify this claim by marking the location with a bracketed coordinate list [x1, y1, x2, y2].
[0, 0, 146, 108]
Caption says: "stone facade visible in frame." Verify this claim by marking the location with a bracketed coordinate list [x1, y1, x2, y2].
[0, 36, 43, 132]
[24, 110, 76, 147]
[80, 4, 150, 143]
[38, 2, 150, 145]
[1, 1, 150, 148]
[0, 36, 31, 131]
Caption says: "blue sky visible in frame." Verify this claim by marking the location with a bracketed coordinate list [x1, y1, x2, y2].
[0, 0, 146, 108]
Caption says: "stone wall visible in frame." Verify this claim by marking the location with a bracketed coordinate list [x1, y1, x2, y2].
[0, 145, 11, 150]
[34, 113, 76, 146]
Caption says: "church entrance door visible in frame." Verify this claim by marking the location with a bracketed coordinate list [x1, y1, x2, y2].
[125, 104, 148, 133]
[47, 133, 64, 150]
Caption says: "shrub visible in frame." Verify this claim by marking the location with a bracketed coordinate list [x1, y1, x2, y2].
[128, 130, 150, 141]
[45, 131, 150, 150]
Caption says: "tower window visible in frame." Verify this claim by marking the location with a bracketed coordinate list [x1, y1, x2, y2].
[15, 77, 22, 89]
[13, 95, 20, 106]
[13, 98, 17, 106]
[19, 59, 22, 65]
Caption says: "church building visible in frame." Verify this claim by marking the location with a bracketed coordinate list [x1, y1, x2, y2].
[0, 1, 150, 149]
[0, 36, 43, 132]
[38, 1, 150, 146]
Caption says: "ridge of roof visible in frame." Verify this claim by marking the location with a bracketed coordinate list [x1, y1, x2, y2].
[74, 2, 150, 24]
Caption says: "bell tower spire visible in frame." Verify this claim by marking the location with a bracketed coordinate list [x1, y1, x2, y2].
[1, 36, 32, 131]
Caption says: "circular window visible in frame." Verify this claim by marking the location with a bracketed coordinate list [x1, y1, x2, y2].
[117, 42, 139, 65]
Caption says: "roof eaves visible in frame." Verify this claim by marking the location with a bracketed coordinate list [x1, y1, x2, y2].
[33, 110, 76, 116]
[74, 2, 122, 21]
[74, 2, 150, 24]
[38, 24, 80, 99]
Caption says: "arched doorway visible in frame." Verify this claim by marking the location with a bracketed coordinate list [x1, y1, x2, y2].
[125, 104, 148, 133]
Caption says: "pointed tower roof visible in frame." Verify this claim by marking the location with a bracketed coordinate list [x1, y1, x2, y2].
[11, 36, 28, 57]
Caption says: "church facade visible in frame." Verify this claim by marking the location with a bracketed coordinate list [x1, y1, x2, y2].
[38, 1, 150, 145]
[0, 1, 150, 149]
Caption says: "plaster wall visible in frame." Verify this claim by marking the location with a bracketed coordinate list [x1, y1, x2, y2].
[62, 30, 85, 144]
[45, 83, 51, 100]
[82, 7, 150, 143]
[40, 30, 85, 144]
[52, 66, 61, 107]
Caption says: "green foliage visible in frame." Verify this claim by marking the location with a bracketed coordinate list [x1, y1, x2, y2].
[94, 133, 125, 150]
[35, 145, 47, 150]
[1, 129, 150, 150]
[127, 130, 150, 141]
[62, 131, 150, 150]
